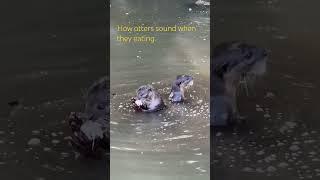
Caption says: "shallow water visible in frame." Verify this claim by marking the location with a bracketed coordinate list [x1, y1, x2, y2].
[110, 0, 210, 179]
[213, 0, 320, 179]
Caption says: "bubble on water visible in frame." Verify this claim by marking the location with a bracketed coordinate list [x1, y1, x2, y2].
[28, 138, 41, 146]
[266, 166, 277, 172]
[110, 121, 118, 125]
[186, 160, 198, 164]
[195, 167, 207, 173]
[32, 130, 40, 135]
[43, 147, 51, 152]
[289, 145, 300, 151]
[278, 162, 289, 168]
[256, 150, 265, 155]
[51, 139, 60, 144]
[242, 167, 254, 172]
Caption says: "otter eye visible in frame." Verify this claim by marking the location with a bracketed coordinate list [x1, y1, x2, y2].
[245, 52, 253, 59]
[97, 102, 106, 110]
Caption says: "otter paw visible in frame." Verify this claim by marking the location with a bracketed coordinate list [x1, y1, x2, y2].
[68, 113, 108, 159]
[135, 99, 143, 106]
[70, 128, 108, 159]
[68, 112, 85, 132]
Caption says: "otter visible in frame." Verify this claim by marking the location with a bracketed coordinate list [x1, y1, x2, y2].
[212, 41, 268, 126]
[68, 77, 109, 158]
[169, 75, 194, 103]
[132, 75, 194, 112]
[132, 84, 165, 112]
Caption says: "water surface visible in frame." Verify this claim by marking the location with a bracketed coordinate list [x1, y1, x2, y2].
[110, 0, 210, 179]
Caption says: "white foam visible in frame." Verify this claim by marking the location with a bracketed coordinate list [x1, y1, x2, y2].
[164, 135, 193, 140]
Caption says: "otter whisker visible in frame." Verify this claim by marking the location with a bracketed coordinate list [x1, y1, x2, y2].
[92, 139, 95, 150]
[212, 41, 268, 126]
[239, 75, 250, 97]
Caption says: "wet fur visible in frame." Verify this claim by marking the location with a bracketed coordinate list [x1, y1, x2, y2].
[133, 85, 165, 112]
[212, 41, 268, 126]
[169, 75, 194, 102]
[68, 77, 109, 158]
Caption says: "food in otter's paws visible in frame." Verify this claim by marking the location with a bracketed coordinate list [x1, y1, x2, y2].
[68, 77, 109, 158]
[132, 84, 165, 112]
[169, 75, 194, 103]
[212, 41, 268, 126]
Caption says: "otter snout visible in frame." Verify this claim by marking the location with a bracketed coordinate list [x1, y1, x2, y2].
[169, 75, 194, 103]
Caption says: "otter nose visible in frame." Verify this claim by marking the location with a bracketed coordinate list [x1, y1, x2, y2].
[263, 49, 271, 57]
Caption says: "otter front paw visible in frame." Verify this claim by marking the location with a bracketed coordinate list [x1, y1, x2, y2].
[135, 99, 143, 106]
[68, 112, 108, 159]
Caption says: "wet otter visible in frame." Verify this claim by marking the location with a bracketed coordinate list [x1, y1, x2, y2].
[212, 41, 268, 126]
[132, 75, 194, 112]
[68, 77, 109, 158]
[132, 84, 165, 112]
[169, 75, 194, 103]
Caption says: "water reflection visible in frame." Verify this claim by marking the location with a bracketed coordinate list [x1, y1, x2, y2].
[0, 0, 107, 179]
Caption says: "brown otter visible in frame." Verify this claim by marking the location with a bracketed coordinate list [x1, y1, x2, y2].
[212, 41, 268, 126]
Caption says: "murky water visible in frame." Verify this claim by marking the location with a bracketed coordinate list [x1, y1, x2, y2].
[213, 0, 320, 179]
[110, 0, 210, 179]
[1, 0, 319, 179]
[0, 1, 107, 179]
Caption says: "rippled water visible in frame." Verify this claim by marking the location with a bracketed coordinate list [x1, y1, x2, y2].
[0, 1, 107, 179]
[110, 0, 210, 179]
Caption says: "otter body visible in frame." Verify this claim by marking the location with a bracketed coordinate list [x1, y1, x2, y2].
[68, 77, 108, 158]
[133, 84, 165, 112]
[212, 41, 268, 126]
[169, 75, 194, 103]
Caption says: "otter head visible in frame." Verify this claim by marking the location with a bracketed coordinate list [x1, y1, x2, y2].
[136, 84, 157, 100]
[176, 75, 194, 89]
[169, 75, 194, 103]
[213, 41, 269, 78]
